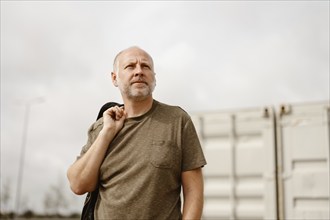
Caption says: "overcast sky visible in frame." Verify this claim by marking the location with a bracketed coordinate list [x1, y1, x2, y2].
[1, 0, 329, 214]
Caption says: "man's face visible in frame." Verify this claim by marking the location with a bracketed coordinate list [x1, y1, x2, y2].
[113, 48, 156, 101]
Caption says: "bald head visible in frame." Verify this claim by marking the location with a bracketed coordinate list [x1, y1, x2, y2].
[113, 46, 154, 73]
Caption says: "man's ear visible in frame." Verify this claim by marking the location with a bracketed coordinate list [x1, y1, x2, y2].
[111, 72, 118, 87]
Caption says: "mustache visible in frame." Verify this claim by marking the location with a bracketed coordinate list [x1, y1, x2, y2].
[130, 77, 148, 85]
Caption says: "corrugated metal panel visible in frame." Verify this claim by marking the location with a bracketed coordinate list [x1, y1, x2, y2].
[277, 102, 330, 220]
[191, 107, 277, 220]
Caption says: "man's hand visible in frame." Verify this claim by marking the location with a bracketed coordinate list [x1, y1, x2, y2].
[102, 106, 127, 133]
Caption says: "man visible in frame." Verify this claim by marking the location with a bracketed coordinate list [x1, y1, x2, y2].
[67, 46, 207, 220]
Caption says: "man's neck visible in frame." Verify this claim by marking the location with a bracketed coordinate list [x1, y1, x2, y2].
[123, 97, 154, 118]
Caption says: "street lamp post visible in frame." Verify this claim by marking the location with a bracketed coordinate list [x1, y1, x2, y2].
[14, 97, 44, 217]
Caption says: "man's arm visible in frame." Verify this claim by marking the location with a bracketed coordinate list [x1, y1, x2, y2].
[67, 106, 126, 195]
[182, 168, 204, 220]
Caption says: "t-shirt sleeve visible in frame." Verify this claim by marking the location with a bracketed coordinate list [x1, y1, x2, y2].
[181, 116, 207, 171]
[77, 118, 104, 159]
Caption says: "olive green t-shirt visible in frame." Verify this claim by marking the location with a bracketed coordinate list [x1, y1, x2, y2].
[80, 100, 206, 220]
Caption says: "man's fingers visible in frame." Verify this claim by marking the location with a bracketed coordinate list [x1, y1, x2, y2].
[114, 106, 123, 120]
[104, 106, 125, 120]
[104, 108, 115, 119]
[114, 106, 125, 120]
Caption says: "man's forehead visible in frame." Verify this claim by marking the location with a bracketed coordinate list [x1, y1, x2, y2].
[120, 50, 151, 62]
[121, 58, 150, 65]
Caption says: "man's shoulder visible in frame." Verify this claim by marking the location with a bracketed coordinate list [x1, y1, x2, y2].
[155, 100, 190, 117]
[87, 117, 104, 134]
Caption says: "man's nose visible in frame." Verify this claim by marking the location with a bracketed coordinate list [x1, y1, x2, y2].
[134, 65, 144, 77]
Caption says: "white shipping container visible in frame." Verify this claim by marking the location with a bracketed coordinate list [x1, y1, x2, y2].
[191, 107, 278, 220]
[277, 102, 330, 220]
[191, 101, 329, 220]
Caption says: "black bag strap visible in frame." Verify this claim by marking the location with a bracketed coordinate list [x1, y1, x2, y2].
[81, 102, 123, 220]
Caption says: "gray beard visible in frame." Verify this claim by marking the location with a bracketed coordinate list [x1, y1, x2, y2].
[123, 82, 156, 102]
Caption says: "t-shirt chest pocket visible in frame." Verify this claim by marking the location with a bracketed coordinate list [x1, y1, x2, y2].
[150, 140, 179, 169]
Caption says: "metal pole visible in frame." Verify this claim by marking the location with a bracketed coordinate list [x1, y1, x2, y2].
[14, 97, 44, 218]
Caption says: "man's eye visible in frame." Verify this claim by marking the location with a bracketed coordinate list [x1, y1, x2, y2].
[142, 65, 150, 69]
[125, 65, 134, 69]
